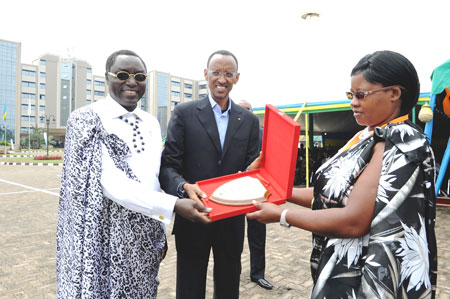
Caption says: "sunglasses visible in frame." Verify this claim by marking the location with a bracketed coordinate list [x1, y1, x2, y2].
[108, 71, 147, 82]
[346, 86, 404, 100]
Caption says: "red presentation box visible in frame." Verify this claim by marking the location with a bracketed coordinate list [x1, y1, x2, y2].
[197, 104, 301, 221]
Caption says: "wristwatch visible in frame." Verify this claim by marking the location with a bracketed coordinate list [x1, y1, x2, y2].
[176, 182, 187, 198]
[280, 209, 291, 228]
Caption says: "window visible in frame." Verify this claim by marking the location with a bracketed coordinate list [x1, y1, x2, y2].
[184, 83, 192, 89]
[21, 127, 29, 133]
[40, 59, 46, 65]
[39, 118, 45, 123]
[39, 105, 45, 111]
[86, 79, 92, 85]
[171, 81, 180, 87]
[39, 94, 46, 100]
[86, 99, 91, 105]
[21, 104, 28, 110]
[171, 91, 180, 97]
[21, 115, 29, 121]
[30, 116, 35, 122]
[184, 93, 192, 99]
[30, 105, 36, 111]
[171, 101, 180, 107]
[22, 81, 36, 88]
[94, 90, 104, 96]
[40, 83, 45, 89]
[94, 80, 105, 87]
[21, 92, 36, 99]
[22, 70, 36, 77]
[87, 68, 92, 73]
[40, 72, 46, 78]
[86, 89, 91, 95]
[199, 84, 207, 89]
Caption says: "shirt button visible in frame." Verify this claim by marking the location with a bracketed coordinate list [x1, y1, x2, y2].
[159, 215, 164, 220]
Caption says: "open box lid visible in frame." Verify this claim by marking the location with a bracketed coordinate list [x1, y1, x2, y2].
[259, 104, 300, 199]
[197, 104, 300, 221]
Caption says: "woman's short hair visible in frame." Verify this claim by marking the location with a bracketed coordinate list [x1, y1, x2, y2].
[351, 50, 420, 116]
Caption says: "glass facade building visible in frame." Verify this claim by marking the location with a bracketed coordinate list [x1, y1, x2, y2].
[157, 72, 169, 136]
[0, 40, 19, 144]
[60, 62, 72, 126]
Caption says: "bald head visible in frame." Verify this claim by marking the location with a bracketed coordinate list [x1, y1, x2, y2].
[238, 100, 253, 112]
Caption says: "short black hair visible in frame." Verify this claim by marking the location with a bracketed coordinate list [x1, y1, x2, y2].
[207, 50, 238, 71]
[351, 50, 420, 116]
[105, 49, 147, 72]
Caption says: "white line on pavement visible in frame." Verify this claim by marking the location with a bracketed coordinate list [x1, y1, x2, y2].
[0, 178, 59, 197]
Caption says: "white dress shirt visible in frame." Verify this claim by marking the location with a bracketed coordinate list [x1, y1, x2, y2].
[208, 94, 230, 149]
[91, 96, 177, 224]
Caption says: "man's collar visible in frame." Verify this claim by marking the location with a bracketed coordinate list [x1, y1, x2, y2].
[208, 94, 231, 113]
[103, 96, 144, 119]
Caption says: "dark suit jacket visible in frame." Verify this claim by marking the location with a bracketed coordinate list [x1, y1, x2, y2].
[159, 96, 260, 232]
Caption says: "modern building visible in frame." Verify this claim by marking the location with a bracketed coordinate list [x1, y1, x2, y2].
[1, 38, 208, 148]
[147, 71, 207, 136]
[0, 39, 21, 148]
[19, 54, 107, 146]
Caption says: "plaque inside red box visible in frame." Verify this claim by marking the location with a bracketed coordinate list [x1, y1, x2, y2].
[197, 104, 301, 221]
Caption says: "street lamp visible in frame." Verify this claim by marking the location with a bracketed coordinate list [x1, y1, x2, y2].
[40, 114, 55, 157]
[299, 9, 320, 188]
[301, 11, 320, 20]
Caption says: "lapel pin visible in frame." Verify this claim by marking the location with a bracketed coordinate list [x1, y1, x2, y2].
[238, 117, 241, 121]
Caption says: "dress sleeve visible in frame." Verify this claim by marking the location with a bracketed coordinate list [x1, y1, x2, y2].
[100, 143, 177, 225]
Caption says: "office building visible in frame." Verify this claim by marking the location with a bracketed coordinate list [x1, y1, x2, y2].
[0, 39, 21, 147]
[1, 38, 208, 147]
[147, 71, 207, 136]
[19, 54, 107, 146]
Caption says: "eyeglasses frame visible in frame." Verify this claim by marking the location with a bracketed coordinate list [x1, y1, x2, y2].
[208, 69, 237, 79]
[107, 71, 147, 82]
[346, 85, 405, 100]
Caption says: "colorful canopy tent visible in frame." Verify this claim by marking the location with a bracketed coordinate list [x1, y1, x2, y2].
[425, 59, 450, 196]
[253, 93, 432, 187]
[254, 94, 431, 133]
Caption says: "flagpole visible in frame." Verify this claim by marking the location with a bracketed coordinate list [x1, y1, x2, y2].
[3, 126, 6, 155]
[2, 104, 7, 155]
[28, 99, 31, 151]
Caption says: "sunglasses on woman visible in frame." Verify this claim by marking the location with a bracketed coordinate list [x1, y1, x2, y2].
[346, 86, 404, 100]
[108, 71, 147, 82]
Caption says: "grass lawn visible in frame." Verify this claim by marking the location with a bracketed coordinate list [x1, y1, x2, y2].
[0, 157, 63, 163]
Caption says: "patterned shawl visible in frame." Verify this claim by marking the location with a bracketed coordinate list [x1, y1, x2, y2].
[56, 106, 165, 298]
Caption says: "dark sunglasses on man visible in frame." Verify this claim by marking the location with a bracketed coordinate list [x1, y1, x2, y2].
[108, 71, 147, 82]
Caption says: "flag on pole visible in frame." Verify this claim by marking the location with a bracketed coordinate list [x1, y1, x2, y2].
[2, 104, 6, 121]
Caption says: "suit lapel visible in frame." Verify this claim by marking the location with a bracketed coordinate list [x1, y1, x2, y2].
[195, 97, 222, 154]
[222, 100, 244, 157]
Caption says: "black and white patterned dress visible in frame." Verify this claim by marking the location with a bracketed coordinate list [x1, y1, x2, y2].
[310, 122, 437, 298]
[56, 105, 166, 298]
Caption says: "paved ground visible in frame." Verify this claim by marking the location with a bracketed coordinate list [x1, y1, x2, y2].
[0, 164, 449, 298]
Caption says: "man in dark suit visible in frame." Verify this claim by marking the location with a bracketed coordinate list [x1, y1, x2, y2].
[238, 100, 273, 290]
[160, 50, 260, 299]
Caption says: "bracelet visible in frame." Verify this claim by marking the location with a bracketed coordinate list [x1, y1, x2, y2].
[311, 198, 314, 209]
[280, 209, 291, 228]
